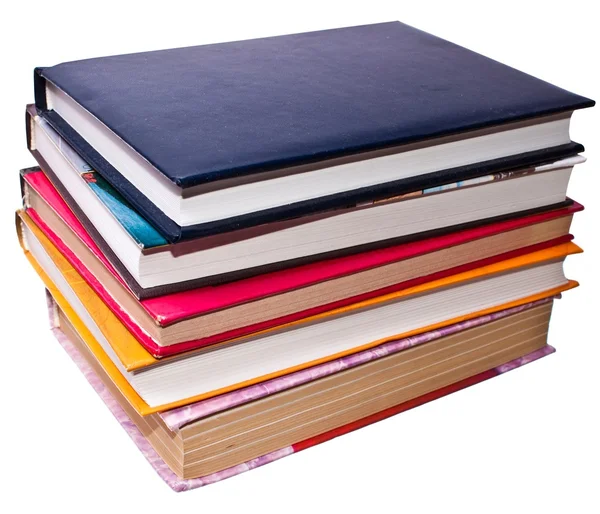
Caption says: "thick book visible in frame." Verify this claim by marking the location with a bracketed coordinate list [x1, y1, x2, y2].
[22, 167, 582, 355]
[47, 292, 556, 491]
[18, 209, 579, 414]
[33, 21, 593, 241]
[27, 106, 582, 292]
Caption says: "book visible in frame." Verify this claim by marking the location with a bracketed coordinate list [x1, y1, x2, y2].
[155, 299, 556, 431]
[22, 167, 581, 355]
[18, 209, 578, 413]
[47, 291, 556, 490]
[28, 106, 581, 290]
[33, 22, 593, 242]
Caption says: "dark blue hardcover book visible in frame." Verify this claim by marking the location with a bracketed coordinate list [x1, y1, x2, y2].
[34, 21, 593, 242]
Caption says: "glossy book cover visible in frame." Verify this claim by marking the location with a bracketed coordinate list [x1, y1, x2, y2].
[18, 208, 580, 372]
[22, 168, 583, 339]
[17, 209, 579, 414]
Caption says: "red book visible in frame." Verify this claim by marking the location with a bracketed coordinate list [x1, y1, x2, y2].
[22, 169, 582, 357]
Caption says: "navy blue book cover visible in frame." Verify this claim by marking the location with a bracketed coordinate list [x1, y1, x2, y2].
[34, 21, 593, 241]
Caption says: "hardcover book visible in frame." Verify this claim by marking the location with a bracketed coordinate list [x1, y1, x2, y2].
[27, 106, 582, 292]
[33, 21, 593, 241]
[18, 209, 579, 414]
[14, 18, 594, 496]
[47, 292, 557, 491]
[21, 167, 582, 356]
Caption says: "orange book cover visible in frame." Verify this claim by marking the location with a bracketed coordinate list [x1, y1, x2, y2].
[17, 210, 580, 414]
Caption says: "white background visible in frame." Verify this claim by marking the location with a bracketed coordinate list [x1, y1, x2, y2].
[0, 1, 598, 511]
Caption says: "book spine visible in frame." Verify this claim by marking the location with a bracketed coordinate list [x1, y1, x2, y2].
[19, 167, 39, 209]
[45, 289, 61, 329]
[33, 68, 48, 111]
[15, 210, 28, 253]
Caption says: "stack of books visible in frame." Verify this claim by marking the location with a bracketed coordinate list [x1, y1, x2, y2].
[17, 22, 594, 491]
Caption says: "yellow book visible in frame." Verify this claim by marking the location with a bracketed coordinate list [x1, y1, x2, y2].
[17, 210, 580, 414]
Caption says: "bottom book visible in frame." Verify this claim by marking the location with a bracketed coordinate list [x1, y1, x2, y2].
[45, 291, 557, 492]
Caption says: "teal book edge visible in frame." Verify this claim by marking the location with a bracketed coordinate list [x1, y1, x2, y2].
[41, 117, 167, 249]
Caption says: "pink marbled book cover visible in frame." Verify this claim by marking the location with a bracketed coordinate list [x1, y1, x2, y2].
[44, 292, 556, 492]
[161, 297, 557, 430]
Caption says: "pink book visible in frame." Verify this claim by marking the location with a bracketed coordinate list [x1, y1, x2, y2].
[23, 169, 580, 358]
[45, 292, 556, 491]
[24, 169, 582, 325]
